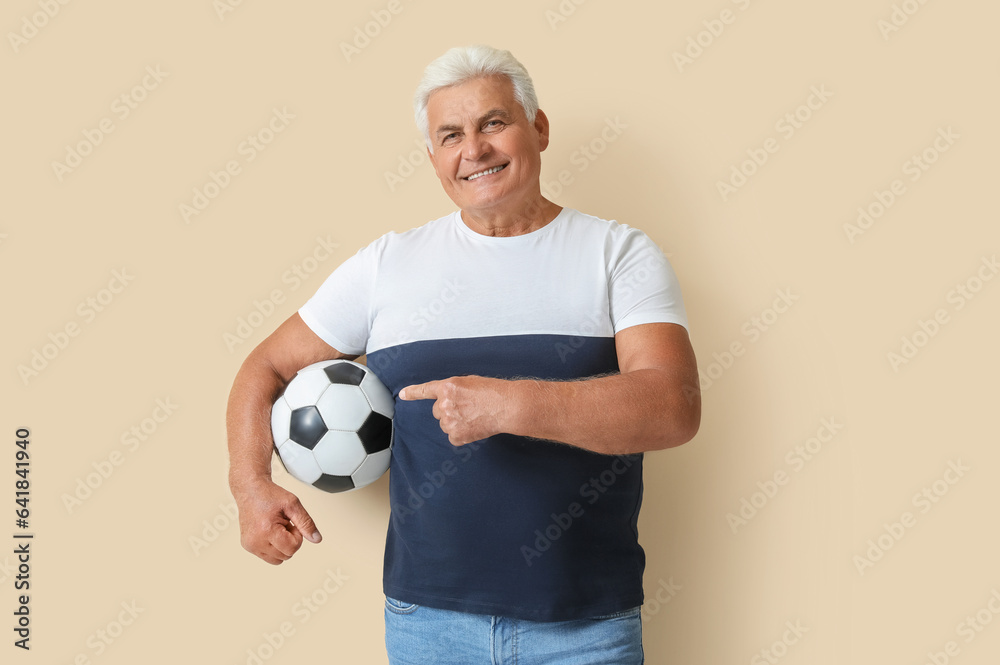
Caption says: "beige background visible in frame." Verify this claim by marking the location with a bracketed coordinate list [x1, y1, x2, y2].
[3, 0, 999, 663]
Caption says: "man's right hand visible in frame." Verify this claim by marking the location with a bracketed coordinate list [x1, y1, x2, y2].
[233, 477, 322, 565]
[226, 313, 355, 564]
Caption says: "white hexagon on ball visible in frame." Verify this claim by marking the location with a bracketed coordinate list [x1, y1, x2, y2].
[313, 430, 367, 476]
[353, 449, 392, 488]
[282, 368, 335, 409]
[360, 372, 395, 418]
[276, 440, 323, 485]
[271, 395, 291, 444]
[316, 383, 373, 432]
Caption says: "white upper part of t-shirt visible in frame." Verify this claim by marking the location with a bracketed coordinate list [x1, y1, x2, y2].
[299, 207, 687, 357]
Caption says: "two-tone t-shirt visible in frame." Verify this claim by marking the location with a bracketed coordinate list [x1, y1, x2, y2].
[298, 206, 688, 621]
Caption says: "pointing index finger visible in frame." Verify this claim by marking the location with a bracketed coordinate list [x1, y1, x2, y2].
[399, 381, 437, 401]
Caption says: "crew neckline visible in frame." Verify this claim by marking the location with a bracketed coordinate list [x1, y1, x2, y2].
[453, 207, 570, 243]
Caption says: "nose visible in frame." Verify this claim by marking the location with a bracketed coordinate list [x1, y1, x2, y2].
[462, 131, 491, 162]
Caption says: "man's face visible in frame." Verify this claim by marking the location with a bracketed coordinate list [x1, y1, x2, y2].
[425, 75, 549, 217]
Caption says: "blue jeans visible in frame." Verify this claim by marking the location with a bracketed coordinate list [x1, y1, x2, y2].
[384, 596, 644, 664]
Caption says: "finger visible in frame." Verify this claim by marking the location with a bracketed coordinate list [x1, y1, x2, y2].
[270, 522, 304, 559]
[245, 535, 289, 564]
[285, 498, 322, 543]
[399, 381, 437, 401]
[243, 531, 287, 561]
[257, 549, 287, 565]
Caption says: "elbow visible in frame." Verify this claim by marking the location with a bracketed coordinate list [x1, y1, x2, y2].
[643, 370, 702, 451]
[651, 398, 701, 451]
[654, 422, 698, 451]
[605, 410, 699, 455]
[669, 411, 701, 448]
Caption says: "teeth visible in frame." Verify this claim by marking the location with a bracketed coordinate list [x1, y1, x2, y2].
[467, 164, 506, 180]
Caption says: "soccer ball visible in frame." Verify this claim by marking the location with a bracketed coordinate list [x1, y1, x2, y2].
[271, 359, 394, 493]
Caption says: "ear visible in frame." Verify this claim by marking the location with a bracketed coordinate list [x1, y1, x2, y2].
[534, 109, 551, 152]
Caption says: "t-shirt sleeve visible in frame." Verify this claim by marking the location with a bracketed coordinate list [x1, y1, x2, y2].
[297, 237, 383, 356]
[608, 226, 689, 333]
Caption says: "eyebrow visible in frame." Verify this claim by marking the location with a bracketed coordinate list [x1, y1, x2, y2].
[434, 108, 513, 138]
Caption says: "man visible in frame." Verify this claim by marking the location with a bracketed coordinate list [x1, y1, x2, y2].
[227, 45, 700, 664]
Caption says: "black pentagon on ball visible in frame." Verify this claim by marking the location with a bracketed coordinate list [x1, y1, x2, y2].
[314, 474, 355, 493]
[288, 405, 327, 450]
[357, 411, 392, 454]
[323, 362, 366, 386]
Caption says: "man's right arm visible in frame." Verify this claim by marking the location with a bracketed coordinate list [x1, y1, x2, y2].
[226, 312, 358, 565]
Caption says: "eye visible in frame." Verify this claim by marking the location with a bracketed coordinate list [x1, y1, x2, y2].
[484, 120, 505, 131]
[441, 132, 459, 145]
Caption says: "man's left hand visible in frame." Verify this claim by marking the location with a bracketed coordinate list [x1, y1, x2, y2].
[399, 376, 514, 446]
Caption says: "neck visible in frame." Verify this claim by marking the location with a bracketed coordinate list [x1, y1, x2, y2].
[461, 195, 563, 237]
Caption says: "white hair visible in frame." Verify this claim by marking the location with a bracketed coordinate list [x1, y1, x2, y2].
[414, 45, 539, 153]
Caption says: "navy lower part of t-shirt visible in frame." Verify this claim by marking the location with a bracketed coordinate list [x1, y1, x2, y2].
[367, 334, 646, 622]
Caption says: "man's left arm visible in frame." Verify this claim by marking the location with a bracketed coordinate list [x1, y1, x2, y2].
[399, 322, 701, 455]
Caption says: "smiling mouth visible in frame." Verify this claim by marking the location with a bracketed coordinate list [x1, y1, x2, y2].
[464, 163, 508, 181]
